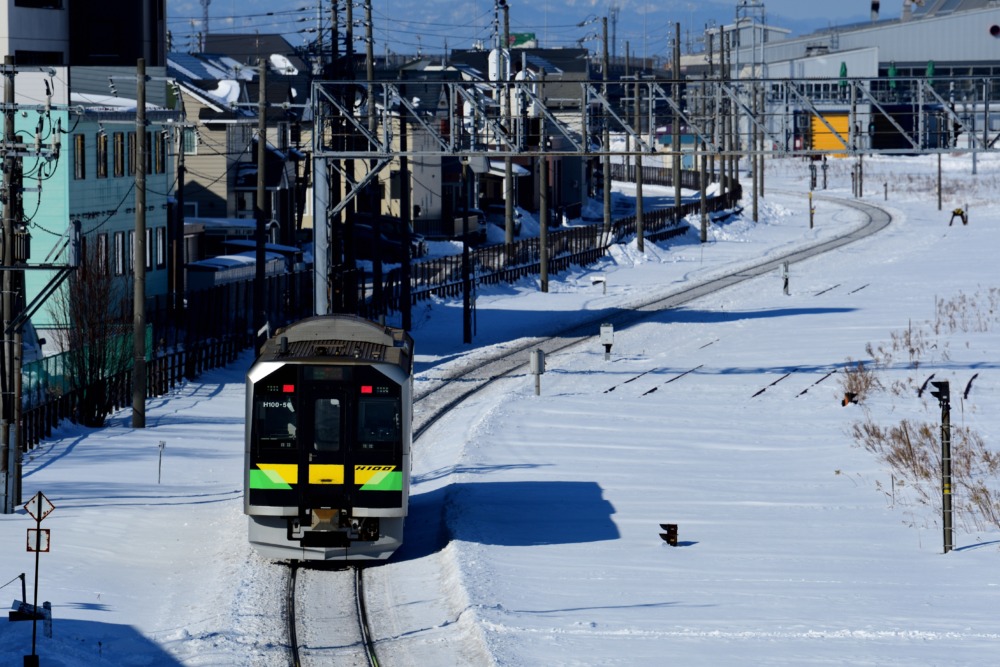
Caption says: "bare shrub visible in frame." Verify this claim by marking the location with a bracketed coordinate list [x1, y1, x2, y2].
[839, 358, 882, 402]
[934, 289, 1000, 335]
[851, 413, 1000, 533]
[47, 244, 133, 426]
[845, 287, 1000, 533]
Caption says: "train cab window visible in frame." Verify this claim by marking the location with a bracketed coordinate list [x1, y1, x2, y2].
[256, 395, 297, 450]
[357, 398, 400, 450]
[314, 398, 342, 452]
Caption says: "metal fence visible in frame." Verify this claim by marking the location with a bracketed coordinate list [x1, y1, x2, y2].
[20, 269, 314, 450]
[365, 177, 742, 314]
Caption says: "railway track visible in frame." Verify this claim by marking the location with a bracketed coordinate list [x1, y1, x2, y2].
[412, 195, 892, 438]
[288, 563, 380, 667]
[284, 193, 892, 666]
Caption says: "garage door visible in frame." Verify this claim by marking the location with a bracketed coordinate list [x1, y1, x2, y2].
[810, 113, 850, 154]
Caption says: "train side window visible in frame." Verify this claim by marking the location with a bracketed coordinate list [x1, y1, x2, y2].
[314, 398, 342, 452]
[357, 398, 400, 449]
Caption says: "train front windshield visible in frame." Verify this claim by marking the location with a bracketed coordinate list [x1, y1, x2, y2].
[314, 398, 342, 451]
[255, 378, 297, 451]
[251, 364, 403, 462]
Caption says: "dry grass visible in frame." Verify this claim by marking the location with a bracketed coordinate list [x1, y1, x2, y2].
[852, 416, 1000, 532]
[839, 358, 882, 403]
[845, 287, 1000, 534]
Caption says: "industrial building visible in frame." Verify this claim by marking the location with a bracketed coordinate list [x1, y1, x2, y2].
[712, 0, 1000, 153]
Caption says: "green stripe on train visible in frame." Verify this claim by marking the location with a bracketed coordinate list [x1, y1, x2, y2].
[250, 469, 293, 490]
[360, 470, 403, 491]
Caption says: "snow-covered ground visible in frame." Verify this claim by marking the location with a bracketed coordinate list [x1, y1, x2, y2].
[2, 153, 999, 666]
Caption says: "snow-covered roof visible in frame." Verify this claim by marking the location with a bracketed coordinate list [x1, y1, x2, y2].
[269, 54, 298, 76]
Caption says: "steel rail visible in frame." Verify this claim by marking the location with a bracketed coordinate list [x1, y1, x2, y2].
[354, 565, 380, 667]
[287, 563, 300, 667]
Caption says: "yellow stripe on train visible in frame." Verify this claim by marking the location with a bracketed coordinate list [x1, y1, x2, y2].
[354, 465, 396, 484]
[257, 463, 298, 485]
[309, 464, 345, 485]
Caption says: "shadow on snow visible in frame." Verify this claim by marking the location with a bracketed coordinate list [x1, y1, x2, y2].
[395, 480, 619, 562]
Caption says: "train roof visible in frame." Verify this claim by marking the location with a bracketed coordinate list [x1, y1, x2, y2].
[186, 251, 284, 271]
[259, 315, 413, 374]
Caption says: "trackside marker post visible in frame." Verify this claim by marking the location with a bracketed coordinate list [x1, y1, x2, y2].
[158, 441, 166, 483]
[20, 491, 54, 665]
[600, 324, 614, 361]
[530, 349, 546, 396]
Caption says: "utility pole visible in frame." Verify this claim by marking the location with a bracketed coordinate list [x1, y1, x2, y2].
[462, 163, 472, 343]
[720, 25, 729, 198]
[2, 58, 65, 512]
[1, 56, 16, 511]
[539, 147, 549, 292]
[634, 76, 644, 253]
[332, 0, 339, 73]
[700, 74, 709, 243]
[673, 22, 682, 215]
[758, 86, 765, 197]
[132, 58, 147, 429]
[173, 88, 187, 323]
[503, 1, 515, 249]
[602, 16, 611, 243]
[316, 0, 324, 69]
[254, 60, 267, 349]
[539, 71, 550, 293]
[752, 83, 759, 222]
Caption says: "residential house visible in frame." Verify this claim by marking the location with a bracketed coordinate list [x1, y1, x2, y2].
[169, 35, 312, 249]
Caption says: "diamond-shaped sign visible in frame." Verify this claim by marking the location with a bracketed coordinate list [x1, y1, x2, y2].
[23, 492, 54, 523]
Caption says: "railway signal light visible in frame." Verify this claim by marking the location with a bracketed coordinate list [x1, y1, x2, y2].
[659, 523, 678, 546]
[929, 380, 950, 406]
[924, 380, 953, 553]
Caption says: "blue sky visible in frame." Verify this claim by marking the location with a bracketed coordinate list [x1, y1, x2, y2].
[167, 1, 876, 55]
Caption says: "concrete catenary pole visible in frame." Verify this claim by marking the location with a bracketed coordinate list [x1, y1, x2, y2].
[132, 58, 147, 429]
[634, 75, 644, 253]
[1, 56, 15, 511]
[602, 16, 611, 243]
[254, 60, 267, 348]
[503, 2, 515, 248]
[673, 22, 682, 215]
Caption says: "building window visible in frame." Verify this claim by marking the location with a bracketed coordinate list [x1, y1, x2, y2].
[79, 235, 88, 279]
[14, 50, 63, 65]
[154, 132, 166, 174]
[113, 132, 125, 177]
[73, 134, 86, 180]
[127, 231, 135, 274]
[156, 227, 167, 269]
[14, 0, 64, 8]
[97, 233, 109, 275]
[146, 131, 154, 174]
[145, 228, 153, 270]
[128, 132, 136, 175]
[113, 231, 125, 275]
[182, 127, 197, 155]
[96, 132, 108, 179]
